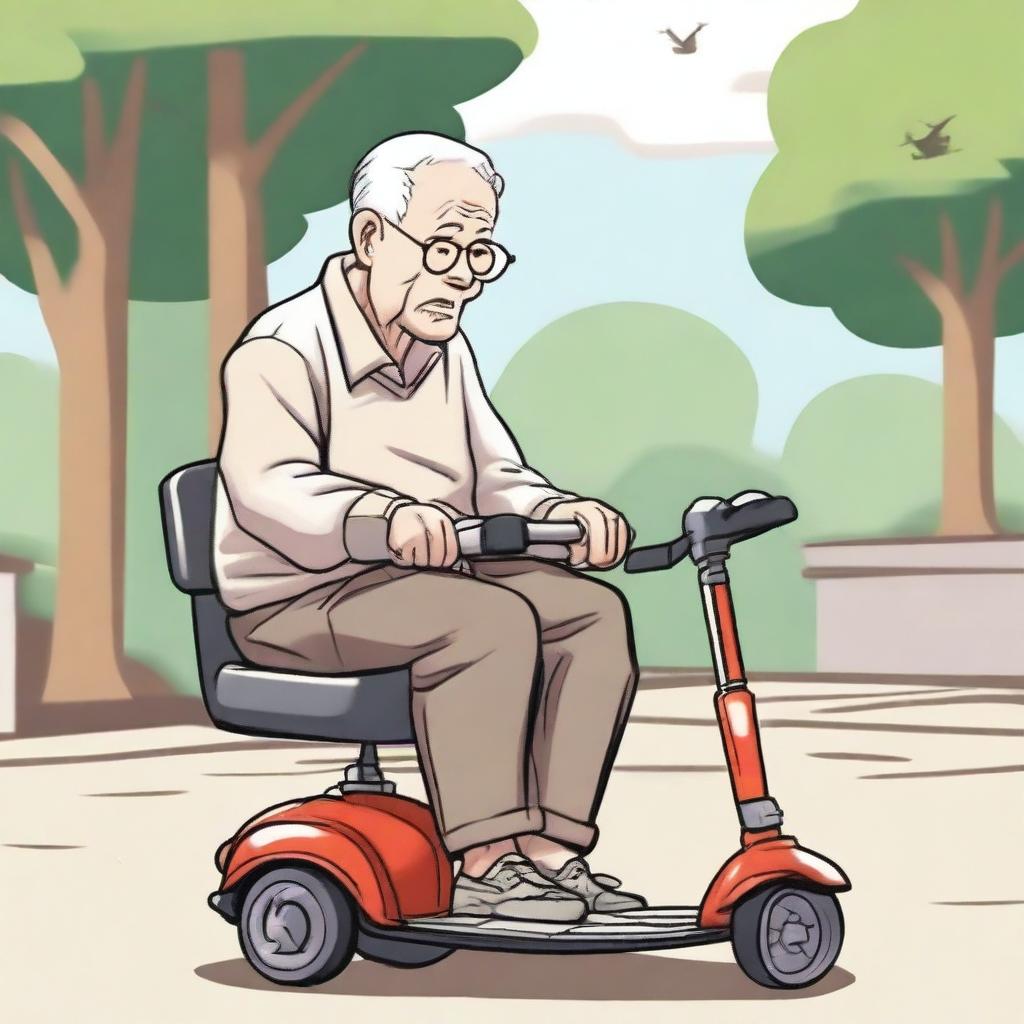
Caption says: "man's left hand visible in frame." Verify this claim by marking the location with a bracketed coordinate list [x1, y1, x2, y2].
[544, 499, 630, 569]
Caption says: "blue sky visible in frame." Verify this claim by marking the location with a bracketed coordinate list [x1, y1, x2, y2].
[3, 131, 1023, 454]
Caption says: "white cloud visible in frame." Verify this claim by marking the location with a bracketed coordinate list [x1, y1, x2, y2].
[459, 0, 857, 151]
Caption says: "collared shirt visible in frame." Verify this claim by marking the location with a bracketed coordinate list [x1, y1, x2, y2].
[213, 253, 576, 612]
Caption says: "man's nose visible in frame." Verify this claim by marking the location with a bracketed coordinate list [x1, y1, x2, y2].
[442, 250, 475, 289]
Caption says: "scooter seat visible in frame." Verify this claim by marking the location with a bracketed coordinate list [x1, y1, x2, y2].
[212, 663, 414, 744]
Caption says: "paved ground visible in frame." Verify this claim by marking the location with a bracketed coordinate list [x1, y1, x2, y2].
[3, 675, 1022, 1023]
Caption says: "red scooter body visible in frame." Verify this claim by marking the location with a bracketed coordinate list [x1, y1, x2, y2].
[217, 792, 451, 925]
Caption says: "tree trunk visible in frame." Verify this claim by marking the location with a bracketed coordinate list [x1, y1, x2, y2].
[205, 43, 367, 453]
[206, 49, 267, 452]
[42, 251, 133, 700]
[899, 203, 1022, 538]
[1, 60, 158, 702]
[937, 295, 998, 536]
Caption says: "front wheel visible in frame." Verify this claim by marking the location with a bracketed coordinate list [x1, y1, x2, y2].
[731, 885, 844, 989]
[239, 865, 356, 986]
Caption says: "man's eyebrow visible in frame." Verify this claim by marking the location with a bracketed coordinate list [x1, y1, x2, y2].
[430, 222, 464, 235]
[475, 225, 491, 235]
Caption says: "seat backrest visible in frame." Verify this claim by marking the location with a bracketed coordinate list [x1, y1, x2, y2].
[159, 460, 217, 594]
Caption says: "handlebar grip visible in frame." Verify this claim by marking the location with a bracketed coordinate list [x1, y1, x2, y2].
[721, 495, 797, 537]
[478, 515, 531, 556]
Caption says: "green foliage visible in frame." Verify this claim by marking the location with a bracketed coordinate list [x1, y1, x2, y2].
[122, 301, 209, 692]
[0, 2, 538, 86]
[782, 374, 1024, 540]
[603, 446, 815, 672]
[747, 0, 1024, 347]
[491, 303, 758, 498]
[0, 312, 208, 690]
[492, 302, 813, 670]
[0, 35, 527, 300]
[0, 355, 58, 565]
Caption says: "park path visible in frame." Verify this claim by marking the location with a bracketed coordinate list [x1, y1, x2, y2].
[3, 676, 1021, 1023]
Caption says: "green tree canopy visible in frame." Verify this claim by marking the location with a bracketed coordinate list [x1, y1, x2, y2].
[782, 375, 1024, 540]
[0, 1, 537, 298]
[491, 303, 759, 498]
[490, 302, 813, 670]
[747, 0, 1024, 537]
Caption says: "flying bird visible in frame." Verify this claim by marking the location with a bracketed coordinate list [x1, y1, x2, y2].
[660, 24, 706, 55]
[900, 116, 958, 160]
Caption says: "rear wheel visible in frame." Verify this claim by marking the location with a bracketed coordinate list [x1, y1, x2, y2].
[731, 885, 844, 989]
[239, 865, 356, 986]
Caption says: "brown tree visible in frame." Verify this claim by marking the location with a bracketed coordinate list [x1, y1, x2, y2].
[0, 61, 149, 700]
[205, 43, 366, 450]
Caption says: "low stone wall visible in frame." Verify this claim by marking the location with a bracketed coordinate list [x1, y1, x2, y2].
[0, 553, 34, 733]
[803, 537, 1024, 677]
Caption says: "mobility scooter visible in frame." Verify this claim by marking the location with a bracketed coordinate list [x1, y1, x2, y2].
[160, 461, 850, 990]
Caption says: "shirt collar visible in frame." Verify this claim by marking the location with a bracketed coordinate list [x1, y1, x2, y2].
[321, 253, 392, 387]
[320, 252, 441, 393]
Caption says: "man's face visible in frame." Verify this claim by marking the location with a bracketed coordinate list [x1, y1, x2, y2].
[365, 162, 497, 343]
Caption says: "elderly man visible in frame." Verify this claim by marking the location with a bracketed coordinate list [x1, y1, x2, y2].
[214, 132, 642, 923]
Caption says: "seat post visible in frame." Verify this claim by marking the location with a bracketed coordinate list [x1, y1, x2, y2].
[332, 741, 397, 796]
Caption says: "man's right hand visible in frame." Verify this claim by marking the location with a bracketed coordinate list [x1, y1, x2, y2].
[387, 504, 460, 569]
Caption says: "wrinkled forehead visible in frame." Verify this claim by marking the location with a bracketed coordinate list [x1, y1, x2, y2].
[403, 162, 497, 234]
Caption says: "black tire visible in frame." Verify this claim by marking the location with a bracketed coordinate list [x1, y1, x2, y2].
[731, 885, 844, 989]
[238, 865, 356, 986]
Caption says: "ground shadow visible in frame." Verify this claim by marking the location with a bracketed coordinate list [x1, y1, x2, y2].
[808, 752, 910, 763]
[817, 693, 1024, 715]
[196, 952, 855, 1001]
[861, 764, 1024, 780]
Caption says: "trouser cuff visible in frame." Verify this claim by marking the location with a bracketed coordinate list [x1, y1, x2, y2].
[444, 807, 545, 855]
[541, 809, 598, 854]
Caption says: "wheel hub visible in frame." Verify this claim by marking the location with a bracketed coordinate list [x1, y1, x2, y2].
[248, 881, 327, 971]
[766, 893, 821, 972]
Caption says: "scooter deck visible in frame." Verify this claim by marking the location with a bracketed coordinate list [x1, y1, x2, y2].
[361, 906, 730, 954]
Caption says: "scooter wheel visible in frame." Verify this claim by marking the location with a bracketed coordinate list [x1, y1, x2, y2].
[238, 865, 356, 986]
[731, 884, 844, 989]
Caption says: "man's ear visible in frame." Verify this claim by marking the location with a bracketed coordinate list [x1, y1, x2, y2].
[350, 210, 384, 267]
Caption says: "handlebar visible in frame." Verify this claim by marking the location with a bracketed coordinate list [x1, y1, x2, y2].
[454, 491, 795, 569]
[624, 490, 797, 574]
[456, 515, 584, 559]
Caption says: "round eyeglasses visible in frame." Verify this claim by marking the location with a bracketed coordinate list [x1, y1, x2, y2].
[384, 218, 516, 282]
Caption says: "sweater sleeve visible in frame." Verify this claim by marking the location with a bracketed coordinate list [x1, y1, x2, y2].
[218, 337, 411, 570]
[456, 336, 577, 519]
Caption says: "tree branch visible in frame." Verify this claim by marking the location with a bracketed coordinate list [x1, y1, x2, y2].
[998, 238, 1024, 279]
[250, 41, 367, 180]
[938, 212, 963, 298]
[108, 58, 146, 172]
[82, 76, 106, 185]
[899, 254, 958, 313]
[0, 113, 94, 234]
[7, 157, 63, 299]
[974, 196, 1003, 295]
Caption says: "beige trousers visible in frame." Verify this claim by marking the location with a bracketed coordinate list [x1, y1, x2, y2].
[228, 559, 639, 855]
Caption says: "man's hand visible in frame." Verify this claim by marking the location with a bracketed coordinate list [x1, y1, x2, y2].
[387, 503, 459, 569]
[544, 499, 630, 569]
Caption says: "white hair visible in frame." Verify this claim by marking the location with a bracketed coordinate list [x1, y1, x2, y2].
[349, 132, 504, 223]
